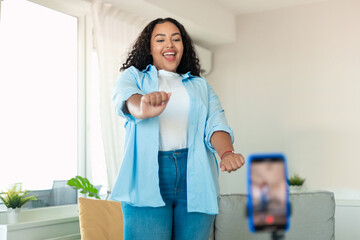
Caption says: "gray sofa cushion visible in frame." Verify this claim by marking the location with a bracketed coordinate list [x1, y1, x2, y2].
[213, 191, 335, 240]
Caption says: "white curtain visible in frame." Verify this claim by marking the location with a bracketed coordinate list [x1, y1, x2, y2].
[91, 0, 148, 190]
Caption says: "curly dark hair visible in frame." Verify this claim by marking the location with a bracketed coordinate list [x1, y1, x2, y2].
[120, 18, 201, 77]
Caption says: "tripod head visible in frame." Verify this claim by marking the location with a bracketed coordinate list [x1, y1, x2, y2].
[271, 230, 285, 240]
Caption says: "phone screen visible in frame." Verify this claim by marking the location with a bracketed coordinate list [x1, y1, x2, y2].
[248, 154, 289, 232]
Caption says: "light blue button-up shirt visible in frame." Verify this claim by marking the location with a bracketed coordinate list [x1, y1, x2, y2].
[110, 65, 233, 214]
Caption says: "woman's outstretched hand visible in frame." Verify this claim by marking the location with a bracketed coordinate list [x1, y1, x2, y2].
[220, 152, 245, 173]
[139, 91, 172, 119]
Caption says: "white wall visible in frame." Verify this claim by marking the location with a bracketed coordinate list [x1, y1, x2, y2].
[208, 2, 360, 237]
[207, 0, 360, 199]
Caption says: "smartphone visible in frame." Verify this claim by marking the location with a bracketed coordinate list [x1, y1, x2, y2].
[247, 153, 290, 232]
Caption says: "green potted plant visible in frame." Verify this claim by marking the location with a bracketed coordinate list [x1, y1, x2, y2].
[67, 176, 100, 199]
[0, 183, 37, 224]
[288, 174, 306, 192]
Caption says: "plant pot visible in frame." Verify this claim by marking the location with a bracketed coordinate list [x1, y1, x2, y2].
[289, 185, 303, 193]
[7, 208, 21, 224]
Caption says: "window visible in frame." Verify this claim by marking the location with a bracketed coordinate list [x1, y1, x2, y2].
[0, 0, 107, 209]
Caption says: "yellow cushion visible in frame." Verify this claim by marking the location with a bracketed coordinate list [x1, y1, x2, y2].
[78, 197, 123, 240]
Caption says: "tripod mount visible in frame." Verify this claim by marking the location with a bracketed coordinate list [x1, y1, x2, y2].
[271, 230, 285, 240]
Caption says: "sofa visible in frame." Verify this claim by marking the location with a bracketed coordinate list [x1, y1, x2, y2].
[210, 191, 335, 240]
[78, 191, 335, 240]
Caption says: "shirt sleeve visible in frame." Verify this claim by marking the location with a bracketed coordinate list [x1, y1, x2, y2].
[112, 67, 145, 123]
[204, 81, 234, 153]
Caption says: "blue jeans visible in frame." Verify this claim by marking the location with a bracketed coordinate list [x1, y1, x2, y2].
[121, 148, 215, 240]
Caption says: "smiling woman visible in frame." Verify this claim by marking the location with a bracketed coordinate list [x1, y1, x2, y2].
[111, 17, 245, 240]
[0, 0, 78, 198]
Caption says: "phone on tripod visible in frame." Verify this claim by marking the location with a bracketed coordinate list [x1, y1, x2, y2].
[247, 153, 290, 233]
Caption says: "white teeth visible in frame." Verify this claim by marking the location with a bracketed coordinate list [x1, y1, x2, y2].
[163, 52, 175, 56]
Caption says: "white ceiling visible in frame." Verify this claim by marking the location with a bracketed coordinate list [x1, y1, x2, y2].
[212, 0, 328, 15]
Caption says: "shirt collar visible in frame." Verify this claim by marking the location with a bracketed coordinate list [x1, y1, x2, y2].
[142, 64, 195, 80]
[142, 64, 154, 73]
[181, 72, 195, 80]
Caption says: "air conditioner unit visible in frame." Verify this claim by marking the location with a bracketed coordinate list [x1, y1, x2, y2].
[194, 44, 212, 76]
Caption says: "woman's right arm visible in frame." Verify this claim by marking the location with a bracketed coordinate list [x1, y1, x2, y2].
[113, 67, 171, 121]
[126, 91, 171, 119]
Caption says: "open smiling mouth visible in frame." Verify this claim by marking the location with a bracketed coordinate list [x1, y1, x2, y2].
[163, 52, 176, 61]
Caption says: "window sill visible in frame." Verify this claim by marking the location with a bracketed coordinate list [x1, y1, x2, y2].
[0, 205, 80, 240]
[336, 199, 360, 207]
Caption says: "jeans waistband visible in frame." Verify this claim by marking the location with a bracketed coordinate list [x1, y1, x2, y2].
[158, 148, 188, 157]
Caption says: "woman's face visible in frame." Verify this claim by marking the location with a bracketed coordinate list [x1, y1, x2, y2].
[150, 21, 184, 73]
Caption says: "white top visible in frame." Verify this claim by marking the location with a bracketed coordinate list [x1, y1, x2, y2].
[158, 69, 190, 151]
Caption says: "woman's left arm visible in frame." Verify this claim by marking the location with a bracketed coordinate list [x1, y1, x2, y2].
[210, 130, 245, 173]
[204, 80, 245, 172]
